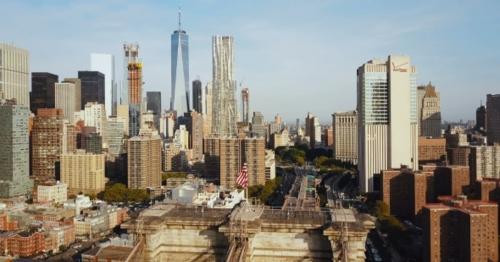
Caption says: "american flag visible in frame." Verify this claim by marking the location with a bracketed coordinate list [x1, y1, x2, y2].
[236, 162, 248, 188]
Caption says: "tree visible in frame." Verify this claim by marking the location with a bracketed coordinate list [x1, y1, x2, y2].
[103, 183, 127, 203]
[59, 245, 67, 251]
[128, 189, 149, 202]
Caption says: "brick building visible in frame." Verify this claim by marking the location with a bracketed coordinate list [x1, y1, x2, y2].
[418, 137, 446, 164]
[0, 231, 46, 257]
[446, 146, 471, 166]
[422, 196, 498, 262]
[31, 108, 64, 183]
[381, 168, 434, 221]
[433, 166, 470, 197]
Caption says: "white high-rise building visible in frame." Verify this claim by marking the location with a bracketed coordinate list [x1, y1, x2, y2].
[91, 53, 116, 116]
[212, 36, 237, 137]
[0, 43, 30, 107]
[84, 102, 106, 134]
[357, 55, 418, 192]
[55, 81, 81, 123]
[204, 82, 213, 137]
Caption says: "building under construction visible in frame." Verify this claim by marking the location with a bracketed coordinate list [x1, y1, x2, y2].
[124, 43, 142, 137]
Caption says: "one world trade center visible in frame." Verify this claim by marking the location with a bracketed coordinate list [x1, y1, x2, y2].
[170, 9, 190, 115]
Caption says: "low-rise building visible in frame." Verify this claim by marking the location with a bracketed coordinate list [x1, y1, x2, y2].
[35, 181, 68, 204]
[0, 231, 46, 257]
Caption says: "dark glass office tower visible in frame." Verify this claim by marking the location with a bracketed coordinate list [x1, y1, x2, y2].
[30, 72, 59, 114]
[78, 71, 105, 110]
[146, 91, 161, 131]
[170, 9, 190, 115]
[192, 80, 202, 113]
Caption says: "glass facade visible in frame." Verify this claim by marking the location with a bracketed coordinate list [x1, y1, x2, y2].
[170, 29, 190, 114]
[359, 72, 388, 125]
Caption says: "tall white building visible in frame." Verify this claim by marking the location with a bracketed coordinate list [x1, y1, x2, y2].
[204, 82, 213, 137]
[84, 102, 106, 134]
[357, 55, 418, 192]
[0, 43, 30, 107]
[212, 36, 237, 137]
[91, 53, 116, 116]
[160, 111, 176, 138]
[55, 81, 81, 123]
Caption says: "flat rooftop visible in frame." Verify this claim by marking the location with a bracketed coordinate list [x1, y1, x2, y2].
[95, 245, 134, 261]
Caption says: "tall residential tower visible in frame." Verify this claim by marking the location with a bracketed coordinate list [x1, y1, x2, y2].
[124, 43, 142, 137]
[212, 36, 237, 137]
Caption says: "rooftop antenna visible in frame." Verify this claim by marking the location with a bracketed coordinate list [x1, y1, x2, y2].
[178, 6, 182, 31]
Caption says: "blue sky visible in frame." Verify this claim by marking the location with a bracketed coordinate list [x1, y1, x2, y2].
[2, 0, 500, 123]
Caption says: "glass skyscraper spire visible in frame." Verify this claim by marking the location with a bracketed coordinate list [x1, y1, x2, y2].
[170, 9, 190, 115]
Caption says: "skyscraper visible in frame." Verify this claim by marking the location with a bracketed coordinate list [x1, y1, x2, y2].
[0, 43, 30, 107]
[251, 111, 266, 138]
[333, 111, 358, 164]
[31, 108, 65, 183]
[60, 150, 105, 195]
[185, 111, 204, 161]
[241, 88, 250, 123]
[305, 113, 321, 148]
[90, 53, 117, 116]
[357, 55, 419, 192]
[122, 43, 139, 105]
[204, 137, 265, 188]
[476, 102, 487, 132]
[124, 43, 142, 137]
[170, 10, 190, 115]
[78, 71, 105, 110]
[192, 80, 202, 113]
[212, 36, 237, 137]
[487, 94, 500, 145]
[417, 83, 441, 137]
[55, 80, 81, 123]
[30, 73, 59, 114]
[204, 82, 213, 136]
[102, 116, 125, 157]
[84, 102, 106, 134]
[128, 132, 162, 189]
[146, 91, 161, 131]
[0, 100, 33, 198]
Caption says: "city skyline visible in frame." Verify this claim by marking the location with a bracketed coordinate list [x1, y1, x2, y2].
[2, 1, 500, 123]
